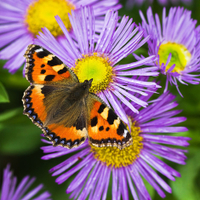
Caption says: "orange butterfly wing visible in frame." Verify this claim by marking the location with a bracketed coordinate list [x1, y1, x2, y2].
[88, 96, 133, 149]
[24, 44, 77, 84]
[22, 45, 86, 148]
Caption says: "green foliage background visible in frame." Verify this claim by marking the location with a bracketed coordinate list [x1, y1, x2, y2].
[1, 0, 200, 199]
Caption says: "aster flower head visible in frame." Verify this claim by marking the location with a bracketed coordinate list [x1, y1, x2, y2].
[139, 7, 200, 96]
[41, 89, 190, 200]
[34, 6, 159, 125]
[0, 164, 51, 200]
[0, 0, 121, 73]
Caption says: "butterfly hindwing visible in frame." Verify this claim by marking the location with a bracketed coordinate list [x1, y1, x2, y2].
[24, 44, 78, 84]
[22, 84, 87, 148]
[44, 100, 88, 148]
[46, 123, 87, 148]
[87, 94, 132, 149]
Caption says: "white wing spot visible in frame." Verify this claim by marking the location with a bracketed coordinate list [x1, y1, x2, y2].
[123, 130, 128, 138]
[35, 48, 44, 53]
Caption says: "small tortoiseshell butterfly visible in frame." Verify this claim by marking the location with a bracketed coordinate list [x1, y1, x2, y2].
[22, 45, 132, 149]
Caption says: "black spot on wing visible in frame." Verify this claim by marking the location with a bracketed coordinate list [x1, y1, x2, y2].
[47, 56, 63, 66]
[99, 126, 104, 131]
[37, 50, 50, 58]
[44, 75, 55, 81]
[117, 121, 126, 136]
[58, 67, 68, 74]
[106, 127, 110, 131]
[41, 69, 46, 74]
[41, 64, 45, 68]
[107, 109, 118, 125]
[98, 104, 106, 114]
[41, 85, 56, 97]
[91, 116, 98, 127]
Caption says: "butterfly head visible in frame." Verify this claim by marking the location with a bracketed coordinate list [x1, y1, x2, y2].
[82, 78, 93, 89]
[68, 78, 93, 101]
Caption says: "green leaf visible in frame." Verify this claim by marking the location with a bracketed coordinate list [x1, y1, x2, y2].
[0, 82, 9, 103]
[0, 124, 42, 155]
[0, 113, 42, 155]
[171, 148, 200, 200]
[0, 108, 21, 122]
[0, 65, 28, 89]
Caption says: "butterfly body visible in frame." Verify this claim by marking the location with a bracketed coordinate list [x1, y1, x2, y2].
[22, 45, 132, 149]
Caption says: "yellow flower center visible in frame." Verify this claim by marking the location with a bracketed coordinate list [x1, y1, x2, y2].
[73, 53, 114, 93]
[158, 42, 191, 73]
[91, 121, 143, 168]
[25, 0, 75, 37]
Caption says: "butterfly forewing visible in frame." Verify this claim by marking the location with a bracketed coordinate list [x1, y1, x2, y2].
[87, 94, 132, 149]
[24, 44, 78, 84]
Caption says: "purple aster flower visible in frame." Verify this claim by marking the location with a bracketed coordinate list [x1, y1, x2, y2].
[126, 0, 192, 8]
[0, 164, 51, 200]
[0, 0, 121, 73]
[41, 88, 190, 200]
[34, 6, 159, 125]
[139, 7, 200, 96]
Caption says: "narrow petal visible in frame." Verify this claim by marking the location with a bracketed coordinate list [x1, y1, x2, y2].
[67, 158, 96, 192]
[50, 148, 90, 175]
[141, 150, 181, 179]
[141, 134, 190, 147]
[55, 154, 93, 184]
[21, 184, 43, 200]
[128, 164, 151, 200]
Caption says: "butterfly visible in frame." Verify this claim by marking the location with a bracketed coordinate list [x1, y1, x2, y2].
[22, 44, 133, 149]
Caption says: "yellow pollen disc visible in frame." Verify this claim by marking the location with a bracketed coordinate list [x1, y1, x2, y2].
[158, 42, 191, 73]
[90, 121, 143, 168]
[73, 53, 114, 93]
[25, 0, 75, 37]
